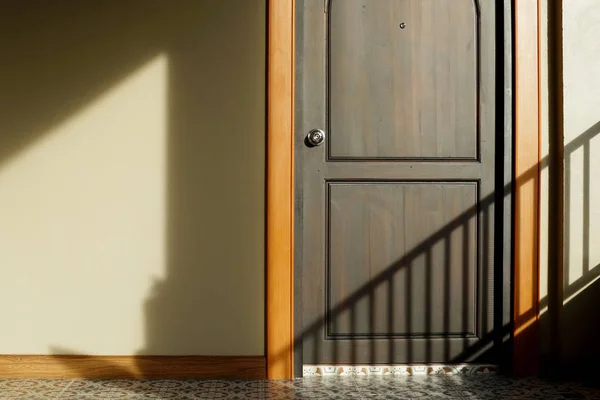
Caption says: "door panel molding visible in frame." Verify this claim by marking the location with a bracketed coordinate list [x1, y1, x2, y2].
[324, 181, 480, 340]
[326, 0, 480, 161]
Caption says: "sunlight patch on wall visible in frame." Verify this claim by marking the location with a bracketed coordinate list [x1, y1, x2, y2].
[566, 147, 585, 286]
[589, 134, 600, 270]
[563, 0, 600, 297]
[0, 53, 168, 355]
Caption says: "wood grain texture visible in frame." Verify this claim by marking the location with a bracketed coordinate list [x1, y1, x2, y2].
[266, 0, 295, 380]
[0, 356, 265, 379]
[513, 0, 541, 376]
[297, 0, 497, 365]
[327, 183, 477, 338]
[329, 0, 478, 159]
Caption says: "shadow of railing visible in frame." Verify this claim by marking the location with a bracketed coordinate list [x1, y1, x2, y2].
[0, 0, 595, 381]
[278, 121, 600, 376]
[42, 120, 598, 380]
[562, 121, 600, 301]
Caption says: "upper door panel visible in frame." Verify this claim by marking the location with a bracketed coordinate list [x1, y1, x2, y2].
[328, 0, 479, 160]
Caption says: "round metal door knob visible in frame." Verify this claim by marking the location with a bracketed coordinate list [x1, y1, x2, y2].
[307, 129, 325, 146]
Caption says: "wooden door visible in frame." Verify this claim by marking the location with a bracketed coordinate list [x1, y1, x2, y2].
[296, 0, 499, 364]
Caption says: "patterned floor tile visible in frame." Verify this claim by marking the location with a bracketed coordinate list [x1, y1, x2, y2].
[1, 375, 600, 399]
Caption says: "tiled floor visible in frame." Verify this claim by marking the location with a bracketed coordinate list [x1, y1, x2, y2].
[1, 374, 599, 399]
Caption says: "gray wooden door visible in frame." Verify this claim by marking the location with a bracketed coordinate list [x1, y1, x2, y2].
[296, 0, 499, 364]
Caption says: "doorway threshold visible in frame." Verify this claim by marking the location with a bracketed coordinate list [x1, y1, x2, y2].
[303, 364, 498, 377]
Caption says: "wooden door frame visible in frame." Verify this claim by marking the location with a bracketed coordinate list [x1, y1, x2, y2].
[266, 0, 544, 379]
[513, 0, 542, 376]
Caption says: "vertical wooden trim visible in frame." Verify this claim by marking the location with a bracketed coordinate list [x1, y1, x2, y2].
[513, 0, 541, 376]
[266, 0, 295, 380]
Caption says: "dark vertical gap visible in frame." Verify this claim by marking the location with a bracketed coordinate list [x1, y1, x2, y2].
[493, 1, 507, 366]
[443, 236, 451, 360]
[406, 260, 413, 363]
[264, 0, 271, 370]
[425, 249, 432, 363]
[582, 142, 590, 275]
[462, 221, 470, 353]
[547, 0, 564, 374]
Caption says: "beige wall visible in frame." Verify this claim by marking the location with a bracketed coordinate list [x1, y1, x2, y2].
[539, 0, 600, 368]
[0, 0, 266, 356]
[559, 0, 600, 363]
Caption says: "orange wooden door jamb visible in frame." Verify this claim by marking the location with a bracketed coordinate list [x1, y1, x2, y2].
[513, 0, 542, 376]
[266, 0, 295, 380]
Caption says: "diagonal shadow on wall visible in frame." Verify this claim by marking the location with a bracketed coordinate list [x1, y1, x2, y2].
[0, 0, 599, 384]
[1, 0, 266, 377]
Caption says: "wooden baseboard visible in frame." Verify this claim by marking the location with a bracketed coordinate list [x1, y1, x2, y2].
[0, 355, 266, 379]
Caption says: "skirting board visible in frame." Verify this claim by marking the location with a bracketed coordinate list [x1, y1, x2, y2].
[0, 355, 266, 379]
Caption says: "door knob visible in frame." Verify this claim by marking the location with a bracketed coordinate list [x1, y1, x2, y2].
[307, 129, 325, 146]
